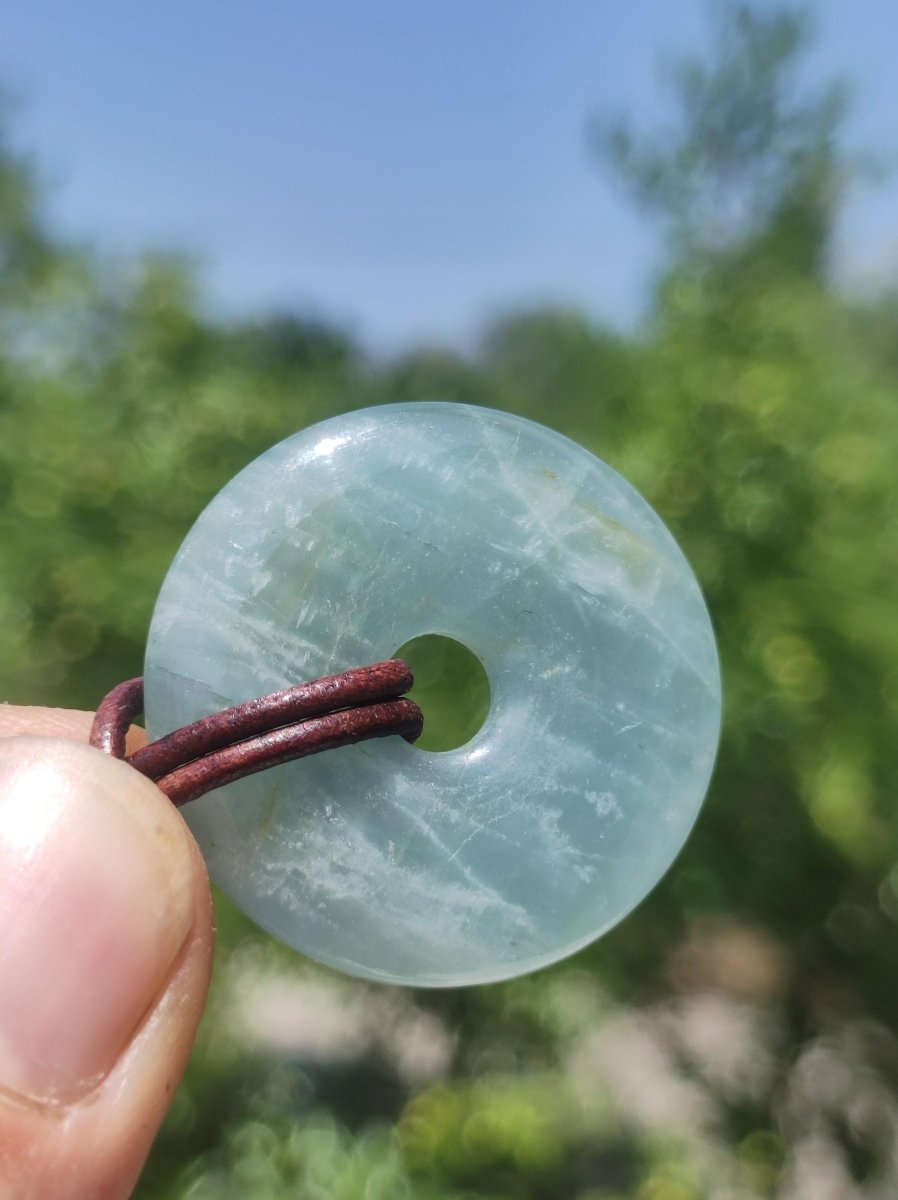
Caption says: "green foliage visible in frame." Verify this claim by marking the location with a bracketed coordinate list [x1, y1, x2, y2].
[2, 4, 898, 1196]
[0, 248, 362, 707]
[393, 635, 491, 753]
[174, 1113, 456, 1200]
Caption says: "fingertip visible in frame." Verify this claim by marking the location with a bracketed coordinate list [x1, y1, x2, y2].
[0, 737, 213, 1199]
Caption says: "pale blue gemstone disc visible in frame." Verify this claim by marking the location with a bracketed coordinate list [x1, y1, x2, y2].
[144, 403, 721, 986]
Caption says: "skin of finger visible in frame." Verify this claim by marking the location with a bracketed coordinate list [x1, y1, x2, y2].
[0, 711, 214, 1200]
[0, 706, 147, 755]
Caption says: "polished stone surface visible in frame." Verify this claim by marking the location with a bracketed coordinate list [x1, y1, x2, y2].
[144, 403, 721, 986]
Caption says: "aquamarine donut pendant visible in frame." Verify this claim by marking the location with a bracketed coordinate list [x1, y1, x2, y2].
[144, 403, 721, 986]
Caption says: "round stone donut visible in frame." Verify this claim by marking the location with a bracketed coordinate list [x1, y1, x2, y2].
[144, 403, 721, 986]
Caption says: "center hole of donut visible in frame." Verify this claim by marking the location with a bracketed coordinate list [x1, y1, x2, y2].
[393, 635, 490, 753]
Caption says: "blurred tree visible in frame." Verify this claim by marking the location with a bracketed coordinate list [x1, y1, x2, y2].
[2, 3, 898, 1198]
[481, 308, 636, 440]
[592, 2, 853, 277]
[0, 90, 60, 304]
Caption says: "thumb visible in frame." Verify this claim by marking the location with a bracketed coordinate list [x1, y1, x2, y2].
[0, 734, 214, 1200]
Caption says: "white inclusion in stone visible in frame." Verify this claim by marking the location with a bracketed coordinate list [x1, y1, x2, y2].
[144, 402, 722, 987]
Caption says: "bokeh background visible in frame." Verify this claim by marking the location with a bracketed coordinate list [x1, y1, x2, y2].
[2, 2, 898, 1196]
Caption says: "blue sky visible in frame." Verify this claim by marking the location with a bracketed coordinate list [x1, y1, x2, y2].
[2, 1, 897, 353]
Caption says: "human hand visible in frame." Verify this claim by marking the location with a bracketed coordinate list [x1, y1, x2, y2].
[0, 706, 214, 1200]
